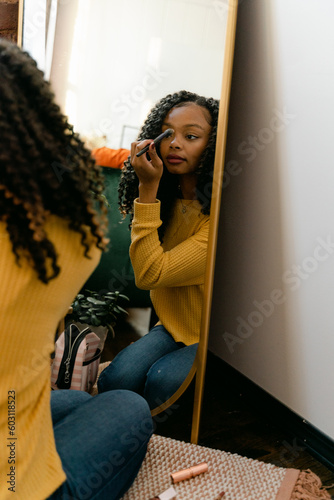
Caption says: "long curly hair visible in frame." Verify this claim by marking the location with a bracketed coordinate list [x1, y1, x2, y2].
[118, 90, 219, 237]
[0, 39, 108, 284]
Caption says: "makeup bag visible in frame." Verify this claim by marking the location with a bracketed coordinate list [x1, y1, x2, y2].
[51, 323, 102, 393]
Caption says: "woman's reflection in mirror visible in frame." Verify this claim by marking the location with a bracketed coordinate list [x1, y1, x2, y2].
[98, 91, 219, 410]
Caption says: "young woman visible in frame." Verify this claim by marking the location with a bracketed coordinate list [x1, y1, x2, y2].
[0, 39, 152, 500]
[98, 91, 219, 409]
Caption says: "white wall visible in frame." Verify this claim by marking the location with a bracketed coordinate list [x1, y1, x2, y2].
[22, 0, 47, 71]
[49, 0, 227, 148]
[209, 0, 334, 440]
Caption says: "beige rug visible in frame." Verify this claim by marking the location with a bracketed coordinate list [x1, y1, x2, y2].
[121, 434, 331, 500]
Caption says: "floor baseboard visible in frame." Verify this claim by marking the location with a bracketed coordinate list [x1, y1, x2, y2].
[210, 354, 334, 472]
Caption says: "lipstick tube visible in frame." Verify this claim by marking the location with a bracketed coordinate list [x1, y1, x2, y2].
[170, 462, 208, 483]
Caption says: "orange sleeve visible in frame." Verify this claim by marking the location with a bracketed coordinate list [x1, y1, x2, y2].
[91, 147, 130, 169]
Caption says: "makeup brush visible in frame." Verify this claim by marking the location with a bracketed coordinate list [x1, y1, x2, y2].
[136, 128, 174, 157]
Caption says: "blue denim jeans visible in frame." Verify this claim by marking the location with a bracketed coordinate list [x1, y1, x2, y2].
[98, 325, 198, 409]
[48, 389, 153, 500]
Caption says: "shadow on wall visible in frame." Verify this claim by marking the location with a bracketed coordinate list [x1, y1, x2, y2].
[209, 0, 297, 403]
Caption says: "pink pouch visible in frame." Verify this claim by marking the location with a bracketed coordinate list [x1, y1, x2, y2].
[51, 324, 101, 392]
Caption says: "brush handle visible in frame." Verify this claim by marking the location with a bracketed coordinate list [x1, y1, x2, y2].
[136, 128, 174, 157]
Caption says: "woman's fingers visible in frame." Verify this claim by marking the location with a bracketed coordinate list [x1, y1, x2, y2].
[130, 140, 163, 185]
[130, 140, 152, 162]
[147, 142, 161, 166]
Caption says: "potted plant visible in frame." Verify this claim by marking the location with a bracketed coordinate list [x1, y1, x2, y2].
[69, 289, 129, 339]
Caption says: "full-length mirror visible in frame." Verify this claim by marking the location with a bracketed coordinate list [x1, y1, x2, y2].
[19, 0, 237, 440]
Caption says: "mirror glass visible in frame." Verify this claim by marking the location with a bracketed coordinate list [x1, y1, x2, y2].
[21, 0, 230, 418]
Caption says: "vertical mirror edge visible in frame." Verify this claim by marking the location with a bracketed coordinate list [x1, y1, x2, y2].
[17, 0, 24, 47]
[191, 0, 239, 445]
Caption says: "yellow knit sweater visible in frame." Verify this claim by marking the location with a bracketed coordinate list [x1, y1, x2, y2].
[130, 199, 210, 345]
[0, 216, 101, 500]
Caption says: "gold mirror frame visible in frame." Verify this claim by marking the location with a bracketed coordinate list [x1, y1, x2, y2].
[17, 0, 24, 48]
[191, 1, 238, 442]
[17, 0, 238, 444]
[150, 1, 238, 444]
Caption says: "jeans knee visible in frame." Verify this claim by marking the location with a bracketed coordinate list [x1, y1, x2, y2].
[97, 363, 121, 393]
[97, 363, 144, 394]
[131, 392, 153, 438]
[113, 391, 153, 448]
[98, 389, 153, 433]
[124, 390, 152, 420]
[51, 389, 91, 405]
[143, 368, 171, 409]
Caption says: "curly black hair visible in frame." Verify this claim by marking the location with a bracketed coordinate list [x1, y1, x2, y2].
[0, 39, 108, 284]
[118, 90, 219, 237]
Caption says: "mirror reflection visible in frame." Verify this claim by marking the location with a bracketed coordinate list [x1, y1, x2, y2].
[97, 91, 220, 410]
[22, 0, 228, 413]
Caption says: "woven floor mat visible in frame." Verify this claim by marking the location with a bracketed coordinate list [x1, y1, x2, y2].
[120, 434, 331, 500]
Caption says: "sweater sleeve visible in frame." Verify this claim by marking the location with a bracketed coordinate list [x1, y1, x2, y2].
[129, 199, 209, 290]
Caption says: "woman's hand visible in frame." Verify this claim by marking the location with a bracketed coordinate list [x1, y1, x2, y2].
[130, 140, 163, 203]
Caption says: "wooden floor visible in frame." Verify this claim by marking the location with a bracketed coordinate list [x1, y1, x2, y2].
[103, 313, 334, 498]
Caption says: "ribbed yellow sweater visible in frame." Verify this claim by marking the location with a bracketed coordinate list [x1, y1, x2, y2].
[130, 199, 210, 345]
[0, 216, 101, 500]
